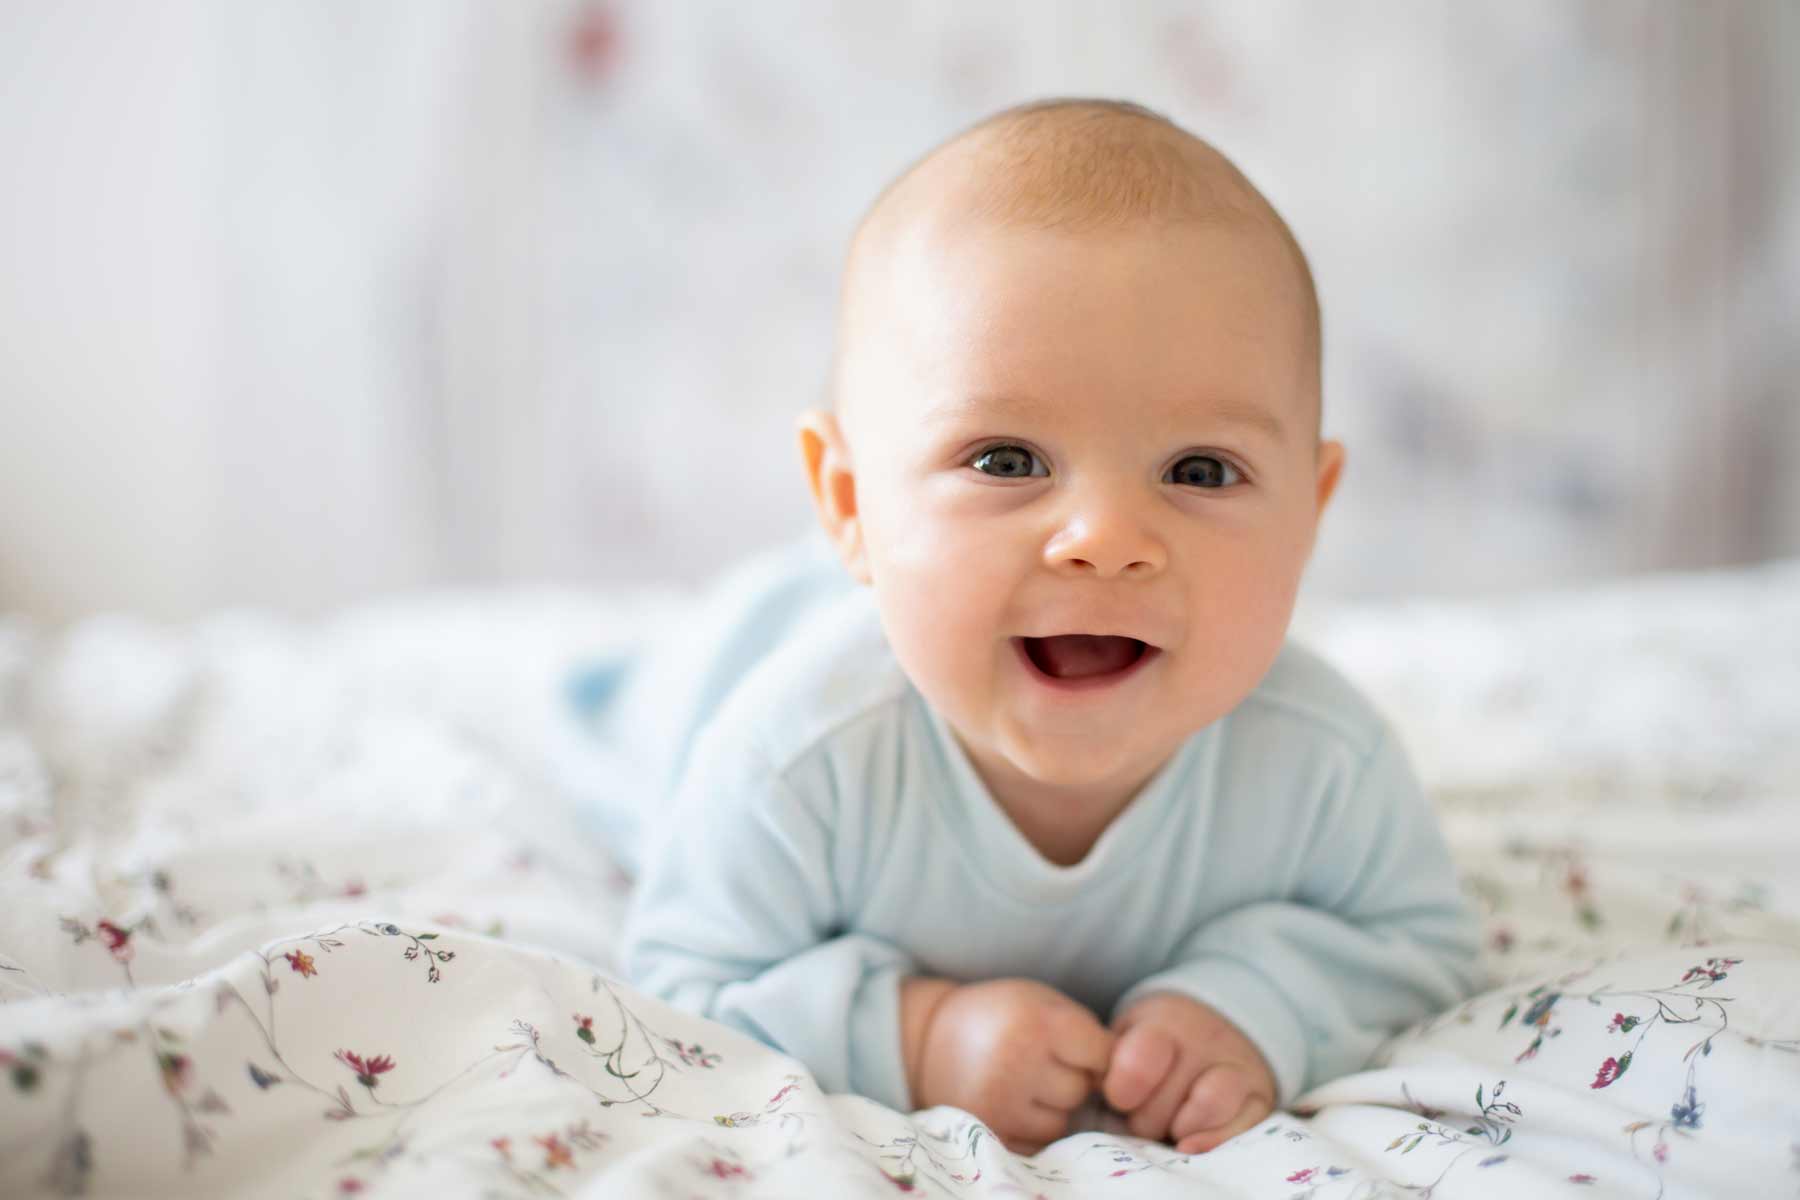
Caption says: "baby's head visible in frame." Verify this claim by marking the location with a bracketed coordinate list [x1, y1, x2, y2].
[799, 99, 1345, 820]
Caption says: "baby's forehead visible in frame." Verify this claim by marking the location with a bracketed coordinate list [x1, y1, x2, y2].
[853, 224, 1315, 448]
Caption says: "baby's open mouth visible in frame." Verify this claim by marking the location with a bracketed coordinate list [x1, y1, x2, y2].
[1020, 634, 1149, 680]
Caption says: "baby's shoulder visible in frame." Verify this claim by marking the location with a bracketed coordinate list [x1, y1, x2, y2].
[1226, 638, 1391, 762]
[704, 585, 913, 772]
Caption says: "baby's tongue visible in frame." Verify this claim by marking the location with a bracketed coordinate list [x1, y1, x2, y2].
[1029, 635, 1141, 679]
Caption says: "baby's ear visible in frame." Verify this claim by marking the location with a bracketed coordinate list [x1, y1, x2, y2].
[1306, 439, 1347, 554]
[796, 410, 871, 584]
[1314, 439, 1346, 515]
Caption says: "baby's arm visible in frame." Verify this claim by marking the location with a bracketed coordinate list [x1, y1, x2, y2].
[622, 727, 920, 1110]
[1105, 723, 1480, 1146]
[900, 977, 958, 1094]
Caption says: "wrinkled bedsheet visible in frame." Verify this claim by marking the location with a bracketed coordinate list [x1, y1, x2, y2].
[2, 560, 1797, 1198]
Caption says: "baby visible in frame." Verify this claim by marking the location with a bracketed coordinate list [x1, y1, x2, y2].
[615, 98, 1480, 1155]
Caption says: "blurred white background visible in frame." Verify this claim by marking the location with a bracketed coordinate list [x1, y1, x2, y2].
[0, 1, 1795, 623]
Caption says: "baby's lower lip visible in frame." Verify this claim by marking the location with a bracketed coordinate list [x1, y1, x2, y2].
[1010, 636, 1160, 694]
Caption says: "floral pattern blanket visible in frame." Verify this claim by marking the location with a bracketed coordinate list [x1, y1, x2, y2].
[2, 562, 1797, 1199]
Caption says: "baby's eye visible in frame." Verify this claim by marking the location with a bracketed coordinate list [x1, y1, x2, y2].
[1167, 454, 1242, 489]
[970, 444, 1047, 479]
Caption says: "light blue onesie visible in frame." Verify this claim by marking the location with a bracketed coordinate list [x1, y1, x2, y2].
[597, 533, 1481, 1114]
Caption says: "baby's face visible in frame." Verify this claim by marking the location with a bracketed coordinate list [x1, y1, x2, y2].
[828, 217, 1343, 815]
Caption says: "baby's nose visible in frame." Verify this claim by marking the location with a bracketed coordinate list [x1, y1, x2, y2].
[1044, 510, 1166, 579]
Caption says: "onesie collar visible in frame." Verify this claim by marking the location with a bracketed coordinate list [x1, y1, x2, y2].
[914, 690, 1217, 906]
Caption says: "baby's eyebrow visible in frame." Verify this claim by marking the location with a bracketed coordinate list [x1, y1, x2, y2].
[924, 392, 1288, 444]
[1205, 400, 1288, 445]
[923, 393, 1047, 425]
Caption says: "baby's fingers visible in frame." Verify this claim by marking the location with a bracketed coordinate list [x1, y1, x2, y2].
[1123, 1051, 1193, 1143]
[1100, 1023, 1177, 1114]
[1172, 1102, 1266, 1155]
[998, 1100, 1071, 1157]
[1048, 1003, 1114, 1078]
[1170, 1064, 1275, 1154]
[1035, 1061, 1098, 1112]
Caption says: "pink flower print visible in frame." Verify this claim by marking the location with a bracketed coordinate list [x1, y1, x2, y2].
[1606, 1012, 1639, 1033]
[491, 1137, 512, 1161]
[1590, 1052, 1631, 1088]
[663, 1037, 721, 1068]
[1570, 1174, 1596, 1184]
[1288, 1167, 1317, 1183]
[284, 950, 317, 977]
[96, 920, 134, 963]
[536, 1133, 574, 1170]
[1679, 957, 1742, 987]
[566, 4, 622, 86]
[707, 1158, 747, 1179]
[574, 1014, 596, 1045]
[338, 1180, 364, 1195]
[334, 1050, 396, 1090]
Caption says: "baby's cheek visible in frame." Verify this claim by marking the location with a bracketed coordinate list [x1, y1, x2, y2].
[878, 518, 1008, 627]
[1192, 545, 1298, 673]
[871, 563, 992, 700]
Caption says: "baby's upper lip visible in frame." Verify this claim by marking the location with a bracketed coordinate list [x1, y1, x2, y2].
[1016, 625, 1169, 652]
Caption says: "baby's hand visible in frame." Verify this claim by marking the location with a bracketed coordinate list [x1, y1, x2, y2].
[1100, 992, 1276, 1154]
[910, 978, 1113, 1155]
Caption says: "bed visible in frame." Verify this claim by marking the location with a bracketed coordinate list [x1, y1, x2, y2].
[3, 559, 1797, 1198]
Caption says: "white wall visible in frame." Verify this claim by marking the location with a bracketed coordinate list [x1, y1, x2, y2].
[1, 1, 1794, 622]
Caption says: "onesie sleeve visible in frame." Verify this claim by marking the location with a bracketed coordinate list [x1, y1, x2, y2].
[621, 725, 916, 1111]
[1113, 722, 1481, 1107]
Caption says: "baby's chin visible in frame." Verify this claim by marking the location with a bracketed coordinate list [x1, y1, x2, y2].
[989, 723, 1175, 801]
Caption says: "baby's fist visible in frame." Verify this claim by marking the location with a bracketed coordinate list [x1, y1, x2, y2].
[1101, 992, 1276, 1154]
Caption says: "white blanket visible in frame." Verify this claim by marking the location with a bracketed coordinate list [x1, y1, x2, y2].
[3, 563, 1797, 1198]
